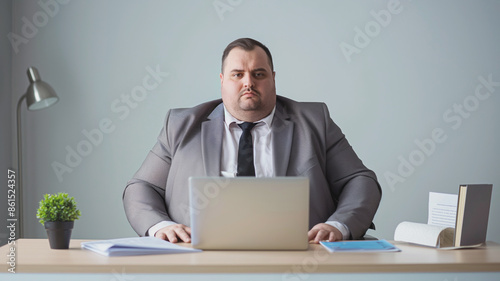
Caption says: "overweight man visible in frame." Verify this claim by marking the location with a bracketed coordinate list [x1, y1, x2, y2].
[123, 38, 381, 243]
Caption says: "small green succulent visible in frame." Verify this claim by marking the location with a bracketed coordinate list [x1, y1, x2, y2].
[36, 192, 81, 225]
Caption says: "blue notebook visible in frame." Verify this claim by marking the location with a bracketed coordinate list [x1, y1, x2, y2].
[320, 239, 401, 252]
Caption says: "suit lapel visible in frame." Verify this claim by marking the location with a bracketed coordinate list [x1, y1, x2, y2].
[272, 100, 294, 176]
[201, 103, 224, 176]
[201, 99, 294, 176]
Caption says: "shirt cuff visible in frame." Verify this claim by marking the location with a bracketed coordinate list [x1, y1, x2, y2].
[147, 221, 178, 237]
[325, 221, 350, 240]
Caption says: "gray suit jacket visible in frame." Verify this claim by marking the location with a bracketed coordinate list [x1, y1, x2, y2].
[123, 96, 381, 239]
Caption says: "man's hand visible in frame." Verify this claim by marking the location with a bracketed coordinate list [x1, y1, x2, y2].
[154, 224, 191, 243]
[308, 223, 343, 243]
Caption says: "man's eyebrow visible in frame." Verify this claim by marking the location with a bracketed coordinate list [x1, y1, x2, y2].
[252, 68, 268, 73]
[229, 68, 269, 73]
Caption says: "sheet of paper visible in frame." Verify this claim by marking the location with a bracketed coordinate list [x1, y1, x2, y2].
[81, 237, 202, 256]
[428, 192, 458, 228]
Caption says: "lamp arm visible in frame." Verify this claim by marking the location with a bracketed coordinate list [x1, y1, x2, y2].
[16, 94, 27, 239]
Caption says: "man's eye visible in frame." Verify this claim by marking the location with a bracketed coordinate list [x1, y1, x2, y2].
[254, 72, 265, 78]
[233, 73, 242, 78]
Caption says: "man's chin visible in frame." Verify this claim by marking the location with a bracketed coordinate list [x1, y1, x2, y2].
[239, 98, 261, 111]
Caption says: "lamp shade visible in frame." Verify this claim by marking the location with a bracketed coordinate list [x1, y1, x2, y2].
[25, 67, 59, 110]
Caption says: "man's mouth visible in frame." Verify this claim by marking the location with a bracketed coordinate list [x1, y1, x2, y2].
[240, 89, 259, 98]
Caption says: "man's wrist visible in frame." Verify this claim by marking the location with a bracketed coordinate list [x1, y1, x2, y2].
[147, 221, 177, 237]
[325, 221, 350, 240]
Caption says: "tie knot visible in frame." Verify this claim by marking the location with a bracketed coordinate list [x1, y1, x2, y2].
[238, 122, 256, 132]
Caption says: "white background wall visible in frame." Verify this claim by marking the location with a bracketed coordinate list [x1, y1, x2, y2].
[2, 0, 499, 242]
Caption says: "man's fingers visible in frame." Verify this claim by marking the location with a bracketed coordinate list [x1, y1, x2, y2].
[308, 229, 326, 243]
[308, 223, 341, 243]
[155, 224, 192, 243]
[329, 231, 335, 242]
[166, 230, 178, 243]
[314, 230, 327, 243]
[307, 228, 319, 241]
[175, 227, 191, 243]
[155, 231, 167, 240]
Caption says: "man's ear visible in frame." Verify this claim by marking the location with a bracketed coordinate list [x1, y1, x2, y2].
[220, 73, 224, 86]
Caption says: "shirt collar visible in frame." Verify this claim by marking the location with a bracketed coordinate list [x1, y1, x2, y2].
[223, 105, 275, 129]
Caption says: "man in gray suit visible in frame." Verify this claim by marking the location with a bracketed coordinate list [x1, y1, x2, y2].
[123, 38, 381, 243]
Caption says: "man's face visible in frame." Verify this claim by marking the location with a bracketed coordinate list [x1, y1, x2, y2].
[220, 47, 276, 122]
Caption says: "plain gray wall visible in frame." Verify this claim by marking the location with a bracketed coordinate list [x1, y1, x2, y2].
[3, 0, 499, 243]
[1, 0, 12, 246]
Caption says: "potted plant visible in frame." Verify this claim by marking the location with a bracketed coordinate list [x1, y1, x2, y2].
[36, 192, 81, 249]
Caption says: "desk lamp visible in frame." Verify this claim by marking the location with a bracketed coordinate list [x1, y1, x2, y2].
[16, 66, 59, 238]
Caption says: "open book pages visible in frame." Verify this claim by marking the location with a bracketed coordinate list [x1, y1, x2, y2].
[394, 221, 454, 248]
[394, 192, 457, 248]
[428, 192, 457, 228]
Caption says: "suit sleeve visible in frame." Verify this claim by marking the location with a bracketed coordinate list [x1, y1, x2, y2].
[122, 111, 174, 236]
[321, 104, 382, 239]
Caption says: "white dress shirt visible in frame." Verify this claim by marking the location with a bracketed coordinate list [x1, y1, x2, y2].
[148, 105, 350, 239]
[220, 105, 275, 178]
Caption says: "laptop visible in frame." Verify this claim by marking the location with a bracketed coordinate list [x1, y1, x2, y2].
[189, 177, 310, 250]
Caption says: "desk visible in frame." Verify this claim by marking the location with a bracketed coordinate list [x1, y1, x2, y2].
[1, 239, 500, 280]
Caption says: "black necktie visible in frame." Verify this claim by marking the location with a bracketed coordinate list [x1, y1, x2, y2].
[237, 122, 257, 176]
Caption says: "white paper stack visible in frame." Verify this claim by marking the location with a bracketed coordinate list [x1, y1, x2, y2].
[81, 237, 202, 256]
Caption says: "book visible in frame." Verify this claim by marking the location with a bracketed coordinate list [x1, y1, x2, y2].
[454, 184, 493, 247]
[81, 237, 202, 256]
[394, 184, 493, 249]
[394, 221, 454, 248]
[394, 192, 457, 248]
[320, 240, 401, 253]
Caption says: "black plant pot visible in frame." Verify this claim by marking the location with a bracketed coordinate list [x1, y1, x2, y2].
[44, 221, 74, 249]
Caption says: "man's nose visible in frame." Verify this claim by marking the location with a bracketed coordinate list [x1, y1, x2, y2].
[242, 74, 254, 89]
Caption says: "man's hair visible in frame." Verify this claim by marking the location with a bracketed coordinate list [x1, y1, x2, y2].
[221, 38, 274, 73]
